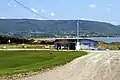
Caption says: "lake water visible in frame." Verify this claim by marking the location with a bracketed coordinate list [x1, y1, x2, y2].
[53, 37, 120, 43]
[86, 37, 120, 43]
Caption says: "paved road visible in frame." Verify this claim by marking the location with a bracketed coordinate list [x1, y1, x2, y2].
[18, 50, 120, 80]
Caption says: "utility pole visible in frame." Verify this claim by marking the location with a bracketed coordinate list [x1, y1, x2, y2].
[77, 19, 79, 42]
[75, 19, 80, 50]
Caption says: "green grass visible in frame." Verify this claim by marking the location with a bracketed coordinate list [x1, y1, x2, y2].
[109, 44, 120, 50]
[0, 51, 87, 76]
[0, 44, 54, 49]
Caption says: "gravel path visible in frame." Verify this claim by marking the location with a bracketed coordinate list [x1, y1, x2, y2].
[19, 51, 120, 80]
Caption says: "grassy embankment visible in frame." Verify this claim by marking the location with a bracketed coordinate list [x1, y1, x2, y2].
[109, 43, 120, 50]
[0, 51, 87, 76]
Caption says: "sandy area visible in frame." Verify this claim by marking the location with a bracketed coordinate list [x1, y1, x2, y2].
[18, 50, 120, 80]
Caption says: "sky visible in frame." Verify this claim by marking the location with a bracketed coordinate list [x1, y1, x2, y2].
[0, 0, 120, 25]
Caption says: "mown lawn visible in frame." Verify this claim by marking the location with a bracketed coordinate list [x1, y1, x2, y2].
[0, 50, 87, 75]
[0, 44, 54, 49]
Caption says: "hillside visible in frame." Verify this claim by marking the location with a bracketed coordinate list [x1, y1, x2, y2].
[0, 19, 120, 37]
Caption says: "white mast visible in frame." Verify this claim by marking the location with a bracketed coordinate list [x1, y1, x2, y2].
[76, 19, 80, 50]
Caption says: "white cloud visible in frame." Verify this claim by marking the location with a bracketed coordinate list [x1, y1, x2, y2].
[13, 5, 17, 7]
[41, 9, 45, 13]
[80, 18, 88, 20]
[0, 17, 5, 19]
[110, 21, 118, 25]
[7, 3, 11, 6]
[80, 18, 119, 25]
[31, 8, 38, 13]
[80, 18, 95, 21]
[50, 12, 55, 16]
[107, 4, 113, 12]
[36, 18, 43, 20]
[8, 2, 17, 8]
[108, 4, 113, 7]
[88, 4, 96, 9]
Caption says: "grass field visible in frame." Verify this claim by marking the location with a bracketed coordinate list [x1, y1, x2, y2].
[0, 44, 54, 49]
[0, 50, 87, 76]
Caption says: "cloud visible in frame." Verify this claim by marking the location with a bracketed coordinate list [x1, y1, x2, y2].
[8, 2, 17, 8]
[107, 4, 113, 12]
[31, 8, 38, 13]
[0, 17, 5, 19]
[88, 4, 96, 9]
[7, 3, 11, 6]
[41, 9, 45, 13]
[110, 21, 118, 25]
[7, 0, 12, 6]
[50, 12, 55, 16]
[36, 18, 43, 20]
[108, 4, 113, 7]
[80, 18, 86, 20]
[80, 18, 90, 20]
[13, 5, 17, 7]
[33, 18, 43, 20]
[80, 18, 119, 25]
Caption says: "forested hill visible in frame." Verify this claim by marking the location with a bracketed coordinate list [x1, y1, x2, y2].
[0, 19, 120, 37]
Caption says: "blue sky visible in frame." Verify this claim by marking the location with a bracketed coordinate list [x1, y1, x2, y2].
[0, 0, 120, 25]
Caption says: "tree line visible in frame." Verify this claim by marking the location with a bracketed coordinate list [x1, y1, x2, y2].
[0, 36, 34, 44]
[0, 36, 54, 45]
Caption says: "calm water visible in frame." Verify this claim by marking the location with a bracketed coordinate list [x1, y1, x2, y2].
[86, 37, 120, 43]
[53, 37, 120, 43]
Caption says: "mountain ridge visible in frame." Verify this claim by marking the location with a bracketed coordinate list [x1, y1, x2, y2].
[0, 19, 120, 37]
